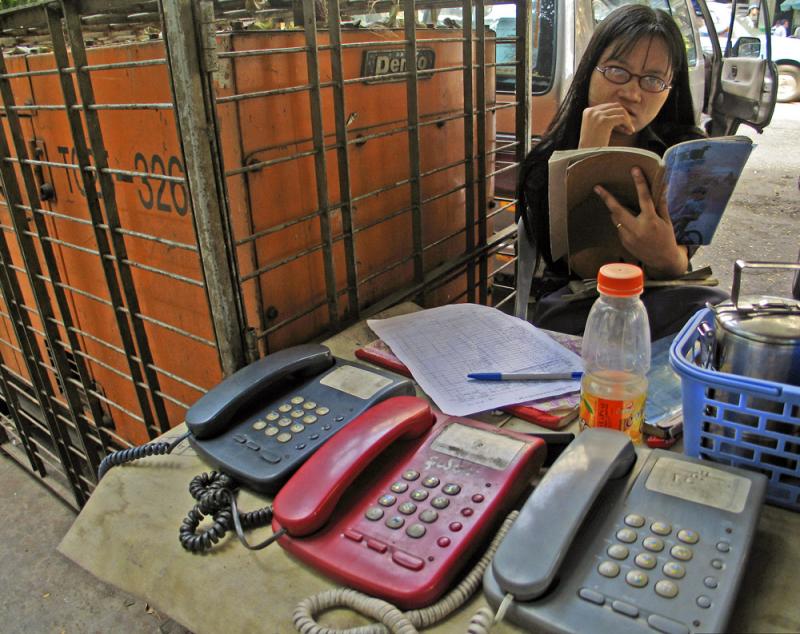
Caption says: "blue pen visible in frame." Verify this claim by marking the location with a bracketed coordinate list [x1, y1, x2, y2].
[467, 371, 583, 381]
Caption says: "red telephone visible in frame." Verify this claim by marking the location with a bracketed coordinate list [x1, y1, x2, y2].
[272, 395, 546, 609]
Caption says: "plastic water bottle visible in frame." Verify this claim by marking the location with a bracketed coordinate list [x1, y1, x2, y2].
[579, 263, 651, 443]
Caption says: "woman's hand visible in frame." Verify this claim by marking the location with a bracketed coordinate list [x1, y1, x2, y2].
[578, 103, 636, 148]
[593, 167, 689, 278]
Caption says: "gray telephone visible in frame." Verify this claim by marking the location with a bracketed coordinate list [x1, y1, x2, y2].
[484, 429, 767, 634]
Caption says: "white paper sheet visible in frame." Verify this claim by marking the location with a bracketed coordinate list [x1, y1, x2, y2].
[367, 303, 582, 416]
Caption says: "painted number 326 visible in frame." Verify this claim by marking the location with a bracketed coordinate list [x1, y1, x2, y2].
[134, 152, 187, 216]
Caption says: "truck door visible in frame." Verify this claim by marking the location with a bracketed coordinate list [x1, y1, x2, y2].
[696, 0, 777, 135]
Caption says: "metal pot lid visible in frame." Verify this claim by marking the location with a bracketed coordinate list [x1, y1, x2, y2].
[714, 295, 800, 344]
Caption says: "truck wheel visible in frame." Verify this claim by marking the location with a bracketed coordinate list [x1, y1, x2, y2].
[777, 64, 800, 102]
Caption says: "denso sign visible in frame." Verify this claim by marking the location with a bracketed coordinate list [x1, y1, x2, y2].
[361, 49, 436, 83]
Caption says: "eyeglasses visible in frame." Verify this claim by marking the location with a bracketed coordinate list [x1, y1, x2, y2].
[595, 65, 672, 93]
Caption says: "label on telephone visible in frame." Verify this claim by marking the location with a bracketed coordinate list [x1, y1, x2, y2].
[431, 423, 526, 470]
[646, 456, 752, 513]
[320, 365, 393, 399]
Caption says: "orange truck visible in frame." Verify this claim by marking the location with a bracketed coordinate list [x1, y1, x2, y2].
[0, 24, 496, 455]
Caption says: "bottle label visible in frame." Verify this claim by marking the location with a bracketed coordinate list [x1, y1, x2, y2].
[580, 392, 645, 443]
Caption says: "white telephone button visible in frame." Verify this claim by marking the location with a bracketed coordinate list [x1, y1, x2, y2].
[611, 600, 639, 618]
[643, 536, 665, 552]
[651, 521, 672, 536]
[677, 528, 700, 544]
[624, 513, 646, 527]
[391, 482, 409, 493]
[266, 411, 280, 421]
[578, 587, 605, 605]
[303, 401, 317, 410]
[616, 528, 637, 543]
[670, 545, 693, 561]
[264, 426, 279, 437]
[647, 614, 689, 634]
[252, 421, 267, 430]
[655, 579, 679, 598]
[302, 415, 318, 424]
[663, 561, 686, 579]
[406, 523, 426, 538]
[697, 595, 712, 609]
[419, 509, 438, 523]
[598, 561, 620, 578]
[625, 569, 649, 587]
[365, 507, 384, 521]
[402, 470, 420, 481]
[607, 544, 629, 560]
[634, 552, 657, 569]
[290, 396, 304, 405]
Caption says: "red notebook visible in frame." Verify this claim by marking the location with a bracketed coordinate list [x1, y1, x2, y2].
[355, 339, 579, 430]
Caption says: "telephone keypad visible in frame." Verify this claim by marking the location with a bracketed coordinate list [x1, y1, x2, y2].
[643, 536, 665, 552]
[663, 562, 686, 579]
[624, 513, 645, 528]
[607, 544, 629, 560]
[677, 529, 699, 544]
[385, 516, 404, 529]
[598, 561, 620, 578]
[654, 579, 679, 598]
[625, 569, 649, 587]
[419, 509, 438, 523]
[406, 523, 426, 538]
[365, 507, 384, 521]
[616, 528, 637, 543]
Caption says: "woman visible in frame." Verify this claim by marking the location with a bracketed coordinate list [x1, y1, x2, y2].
[517, 4, 728, 339]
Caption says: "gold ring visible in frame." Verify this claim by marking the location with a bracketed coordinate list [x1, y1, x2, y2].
[616, 222, 623, 230]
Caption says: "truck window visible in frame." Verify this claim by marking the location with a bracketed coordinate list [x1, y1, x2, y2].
[493, 0, 556, 94]
[592, 0, 699, 66]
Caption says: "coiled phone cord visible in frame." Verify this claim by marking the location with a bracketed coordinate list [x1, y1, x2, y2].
[179, 470, 283, 553]
[97, 431, 191, 481]
[292, 510, 518, 634]
[97, 435, 283, 554]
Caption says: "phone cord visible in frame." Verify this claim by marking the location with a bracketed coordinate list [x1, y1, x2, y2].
[95, 435, 280, 553]
[97, 431, 191, 481]
[292, 510, 519, 634]
[179, 470, 282, 553]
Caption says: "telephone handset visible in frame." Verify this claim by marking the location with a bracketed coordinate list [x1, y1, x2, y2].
[184, 343, 415, 492]
[484, 428, 768, 634]
[273, 395, 547, 609]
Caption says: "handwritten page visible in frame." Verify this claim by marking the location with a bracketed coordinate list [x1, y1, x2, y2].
[367, 304, 582, 416]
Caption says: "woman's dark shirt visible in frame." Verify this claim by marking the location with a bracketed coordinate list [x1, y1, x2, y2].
[517, 123, 705, 275]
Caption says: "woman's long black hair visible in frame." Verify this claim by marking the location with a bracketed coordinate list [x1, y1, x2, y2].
[517, 5, 700, 261]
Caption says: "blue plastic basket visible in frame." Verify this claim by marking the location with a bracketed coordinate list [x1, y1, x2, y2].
[670, 308, 800, 511]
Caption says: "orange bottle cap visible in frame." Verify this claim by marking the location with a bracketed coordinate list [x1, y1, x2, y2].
[597, 263, 644, 296]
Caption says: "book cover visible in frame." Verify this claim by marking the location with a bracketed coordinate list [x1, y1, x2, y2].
[548, 135, 754, 267]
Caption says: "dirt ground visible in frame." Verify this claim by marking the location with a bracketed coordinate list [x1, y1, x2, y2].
[692, 101, 800, 296]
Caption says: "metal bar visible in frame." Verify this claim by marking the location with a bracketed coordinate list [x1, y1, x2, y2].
[301, 0, 339, 330]
[475, 0, 489, 304]
[160, 0, 247, 376]
[516, 0, 533, 161]
[223, 37, 267, 361]
[0, 362, 46, 476]
[462, 0, 476, 303]
[403, 0, 424, 297]
[326, 0, 359, 319]
[54, 1, 170, 438]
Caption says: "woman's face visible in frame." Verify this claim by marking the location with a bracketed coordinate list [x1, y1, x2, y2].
[588, 36, 673, 137]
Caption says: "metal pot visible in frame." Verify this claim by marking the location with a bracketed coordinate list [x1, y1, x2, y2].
[711, 261, 800, 388]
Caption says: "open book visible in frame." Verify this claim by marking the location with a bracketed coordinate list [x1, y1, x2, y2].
[548, 135, 754, 266]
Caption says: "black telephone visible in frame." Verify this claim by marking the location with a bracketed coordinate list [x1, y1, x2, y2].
[183, 343, 415, 492]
